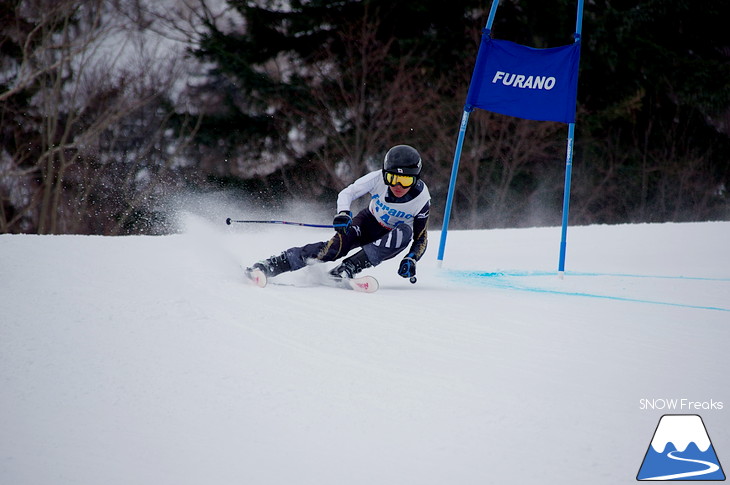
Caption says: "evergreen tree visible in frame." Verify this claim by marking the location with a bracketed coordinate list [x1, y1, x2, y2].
[577, 0, 730, 221]
[188, 0, 484, 202]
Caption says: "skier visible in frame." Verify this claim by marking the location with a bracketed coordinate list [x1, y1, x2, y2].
[247, 144, 430, 283]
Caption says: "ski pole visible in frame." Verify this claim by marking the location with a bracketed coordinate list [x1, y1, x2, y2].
[225, 217, 346, 229]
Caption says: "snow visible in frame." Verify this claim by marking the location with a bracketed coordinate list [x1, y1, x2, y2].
[650, 415, 711, 453]
[1, 216, 729, 484]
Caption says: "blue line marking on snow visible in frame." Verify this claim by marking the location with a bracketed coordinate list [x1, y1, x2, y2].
[446, 270, 730, 312]
[459, 270, 730, 282]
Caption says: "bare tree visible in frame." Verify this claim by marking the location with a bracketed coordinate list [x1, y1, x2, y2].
[1, 0, 201, 234]
[1, 0, 113, 232]
[275, 10, 444, 199]
[424, 44, 566, 232]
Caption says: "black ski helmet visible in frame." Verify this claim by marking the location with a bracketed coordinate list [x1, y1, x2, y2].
[383, 145, 422, 177]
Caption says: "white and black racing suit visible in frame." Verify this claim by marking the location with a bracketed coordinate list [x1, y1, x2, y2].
[285, 170, 430, 271]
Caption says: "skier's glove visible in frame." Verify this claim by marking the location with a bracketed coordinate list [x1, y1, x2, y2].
[398, 253, 417, 278]
[333, 210, 352, 235]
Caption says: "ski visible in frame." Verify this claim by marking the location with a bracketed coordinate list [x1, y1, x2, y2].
[243, 267, 267, 288]
[325, 275, 379, 293]
[243, 266, 378, 293]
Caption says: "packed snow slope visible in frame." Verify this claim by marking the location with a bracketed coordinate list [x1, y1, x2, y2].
[2, 217, 729, 485]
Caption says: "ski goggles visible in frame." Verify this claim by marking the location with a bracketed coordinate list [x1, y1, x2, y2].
[384, 172, 416, 188]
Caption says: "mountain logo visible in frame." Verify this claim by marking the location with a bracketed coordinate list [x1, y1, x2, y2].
[637, 414, 725, 481]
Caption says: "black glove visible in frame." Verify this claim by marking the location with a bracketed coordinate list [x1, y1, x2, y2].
[333, 210, 352, 235]
[398, 253, 417, 278]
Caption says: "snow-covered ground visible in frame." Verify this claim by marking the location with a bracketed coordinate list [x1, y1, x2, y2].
[1, 216, 728, 484]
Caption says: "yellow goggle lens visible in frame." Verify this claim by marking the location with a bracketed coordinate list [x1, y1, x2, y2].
[384, 172, 416, 187]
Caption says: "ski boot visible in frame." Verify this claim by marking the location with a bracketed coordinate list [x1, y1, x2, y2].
[249, 252, 292, 278]
[329, 250, 372, 279]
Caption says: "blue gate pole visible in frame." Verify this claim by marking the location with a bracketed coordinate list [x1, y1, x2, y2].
[437, 0, 501, 265]
[437, 108, 471, 264]
[557, 0, 585, 276]
[558, 123, 575, 274]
